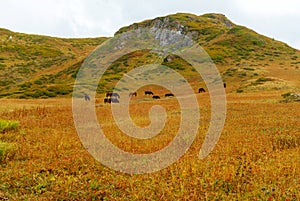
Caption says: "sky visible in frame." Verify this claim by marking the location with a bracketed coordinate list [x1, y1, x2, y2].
[1, 0, 300, 50]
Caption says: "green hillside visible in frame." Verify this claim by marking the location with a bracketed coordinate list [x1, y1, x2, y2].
[1, 13, 300, 98]
[0, 28, 107, 98]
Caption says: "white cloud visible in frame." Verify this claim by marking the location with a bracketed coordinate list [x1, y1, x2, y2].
[0, 0, 299, 49]
[234, 0, 300, 16]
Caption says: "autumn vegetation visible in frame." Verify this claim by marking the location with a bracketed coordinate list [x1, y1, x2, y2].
[0, 13, 299, 200]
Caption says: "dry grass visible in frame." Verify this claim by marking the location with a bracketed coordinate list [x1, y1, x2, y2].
[0, 93, 299, 200]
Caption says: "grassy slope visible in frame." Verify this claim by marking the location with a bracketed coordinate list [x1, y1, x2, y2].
[0, 94, 299, 200]
[0, 28, 107, 98]
[1, 13, 300, 98]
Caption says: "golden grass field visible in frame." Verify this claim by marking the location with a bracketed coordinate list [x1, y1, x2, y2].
[0, 91, 299, 200]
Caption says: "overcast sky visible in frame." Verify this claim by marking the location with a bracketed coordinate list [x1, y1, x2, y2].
[1, 0, 299, 50]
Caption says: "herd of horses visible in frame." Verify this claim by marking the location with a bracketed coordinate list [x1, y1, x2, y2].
[84, 82, 226, 103]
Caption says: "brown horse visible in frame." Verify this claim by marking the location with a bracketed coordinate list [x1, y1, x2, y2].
[106, 92, 112, 97]
[145, 91, 154, 95]
[129, 92, 137, 97]
[106, 92, 120, 98]
[198, 88, 206, 93]
[165, 93, 174, 97]
[104, 98, 111, 104]
[104, 98, 119, 103]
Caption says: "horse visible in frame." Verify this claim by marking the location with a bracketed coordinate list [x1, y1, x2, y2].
[129, 92, 137, 97]
[104, 98, 111, 104]
[198, 88, 206, 93]
[104, 97, 119, 104]
[145, 91, 154, 95]
[223, 82, 227, 88]
[111, 98, 119, 103]
[106, 92, 112, 97]
[111, 93, 120, 98]
[165, 93, 174, 97]
[152, 95, 160, 99]
[106, 92, 120, 98]
[84, 94, 90, 101]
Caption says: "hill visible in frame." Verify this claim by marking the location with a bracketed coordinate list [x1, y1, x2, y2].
[115, 13, 300, 93]
[0, 28, 107, 98]
[1, 13, 300, 98]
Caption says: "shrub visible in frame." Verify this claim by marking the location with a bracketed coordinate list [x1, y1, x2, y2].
[243, 67, 254, 71]
[34, 79, 43, 85]
[256, 77, 273, 83]
[281, 92, 292, 98]
[19, 82, 32, 89]
[46, 85, 72, 96]
[238, 72, 247, 77]
[281, 92, 300, 102]
[272, 135, 299, 150]
[0, 120, 19, 133]
[0, 141, 17, 163]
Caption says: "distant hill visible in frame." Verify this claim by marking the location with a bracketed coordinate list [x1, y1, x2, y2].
[0, 28, 107, 98]
[1, 13, 300, 98]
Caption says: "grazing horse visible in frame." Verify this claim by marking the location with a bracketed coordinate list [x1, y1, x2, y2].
[111, 98, 119, 103]
[84, 94, 90, 101]
[129, 92, 137, 97]
[152, 95, 160, 99]
[106, 92, 112, 97]
[145, 91, 154, 95]
[104, 97, 119, 104]
[165, 93, 174, 97]
[198, 88, 206, 93]
[106, 92, 120, 98]
[104, 98, 111, 104]
[111, 93, 120, 98]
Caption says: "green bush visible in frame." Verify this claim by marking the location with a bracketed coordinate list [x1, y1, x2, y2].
[34, 79, 43, 85]
[243, 67, 255, 71]
[281, 92, 292, 98]
[19, 82, 32, 89]
[256, 77, 273, 83]
[0, 120, 19, 133]
[47, 85, 72, 95]
[0, 141, 17, 162]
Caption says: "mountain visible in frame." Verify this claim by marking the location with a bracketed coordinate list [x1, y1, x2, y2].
[1, 13, 300, 98]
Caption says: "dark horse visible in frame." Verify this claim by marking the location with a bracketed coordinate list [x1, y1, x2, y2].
[223, 82, 227, 88]
[152, 95, 160, 99]
[106, 92, 120, 98]
[111, 98, 119, 103]
[129, 92, 137, 97]
[84, 94, 90, 101]
[104, 98, 119, 104]
[198, 88, 206, 93]
[165, 93, 174, 97]
[145, 91, 154, 95]
[104, 98, 111, 104]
